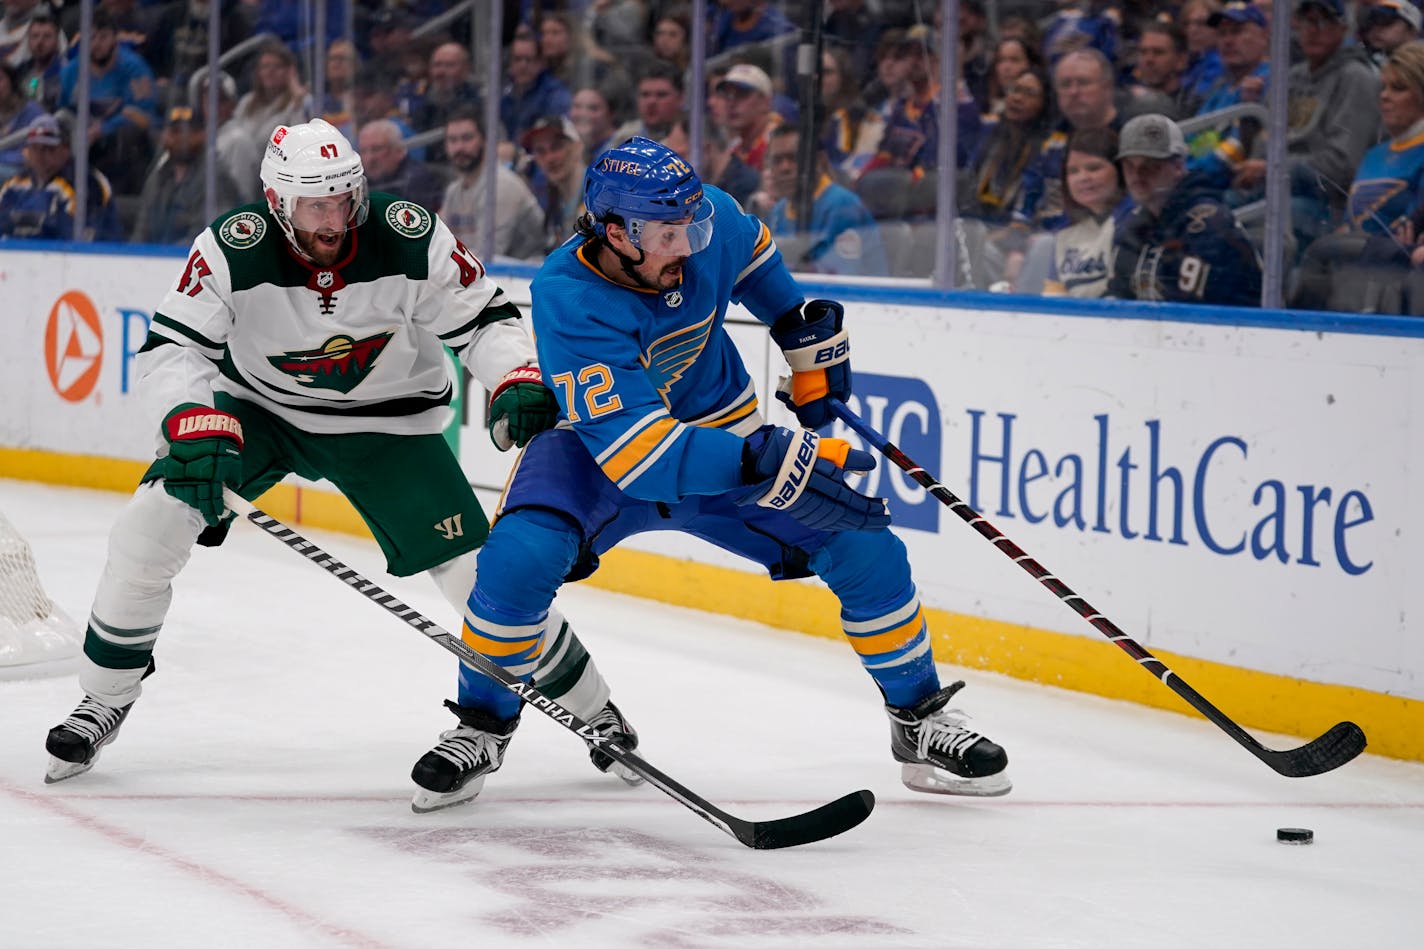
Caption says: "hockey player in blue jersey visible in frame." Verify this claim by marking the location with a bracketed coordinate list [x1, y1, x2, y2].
[408, 137, 1011, 811]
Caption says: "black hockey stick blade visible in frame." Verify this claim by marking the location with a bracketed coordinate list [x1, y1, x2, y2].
[829, 400, 1369, 779]
[224, 489, 875, 849]
[735, 789, 876, 850]
[1260, 721, 1367, 778]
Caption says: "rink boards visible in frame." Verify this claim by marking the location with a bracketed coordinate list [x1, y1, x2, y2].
[1, 243, 1420, 760]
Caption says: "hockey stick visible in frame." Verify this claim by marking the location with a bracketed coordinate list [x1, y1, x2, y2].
[827, 399, 1366, 778]
[222, 489, 873, 849]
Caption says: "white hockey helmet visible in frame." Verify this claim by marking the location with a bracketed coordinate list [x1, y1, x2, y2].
[259, 118, 368, 255]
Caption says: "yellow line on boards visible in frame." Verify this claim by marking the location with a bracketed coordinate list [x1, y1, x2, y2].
[4, 447, 1418, 762]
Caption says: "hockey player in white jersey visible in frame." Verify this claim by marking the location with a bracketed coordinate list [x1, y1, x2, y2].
[42, 119, 640, 805]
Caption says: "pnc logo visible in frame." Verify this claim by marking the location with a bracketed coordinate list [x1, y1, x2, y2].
[45, 290, 104, 402]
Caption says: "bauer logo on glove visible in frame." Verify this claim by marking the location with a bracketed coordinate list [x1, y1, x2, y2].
[770, 299, 852, 430]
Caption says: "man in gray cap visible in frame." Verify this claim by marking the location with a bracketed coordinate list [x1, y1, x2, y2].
[1108, 113, 1263, 306]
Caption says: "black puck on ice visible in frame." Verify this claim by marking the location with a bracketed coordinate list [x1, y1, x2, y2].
[1276, 827, 1314, 844]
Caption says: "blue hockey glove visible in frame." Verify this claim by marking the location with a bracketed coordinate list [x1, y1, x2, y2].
[488, 365, 560, 450]
[734, 424, 890, 532]
[158, 403, 242, 526]
[770, 299, 851, 429]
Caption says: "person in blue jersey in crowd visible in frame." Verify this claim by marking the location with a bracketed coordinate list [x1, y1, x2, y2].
[1347, 41, 1424, 239]
[407, 137, 1013, 813]
[0, 113, 123, 242]
[759, 124, 889, 277]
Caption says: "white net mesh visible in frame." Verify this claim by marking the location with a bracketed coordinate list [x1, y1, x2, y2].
[0, 508, 80, 674]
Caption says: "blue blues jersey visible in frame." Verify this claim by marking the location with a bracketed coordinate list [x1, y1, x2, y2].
[530, 185, 803, 503]
[1348, 128, 1424, 234]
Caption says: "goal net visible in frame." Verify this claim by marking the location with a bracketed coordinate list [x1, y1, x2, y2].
[0, 508, 81, 677]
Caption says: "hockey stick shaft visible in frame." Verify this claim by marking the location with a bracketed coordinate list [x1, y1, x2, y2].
[222, 489, 872, 848]
[828, 400, 1365, 778]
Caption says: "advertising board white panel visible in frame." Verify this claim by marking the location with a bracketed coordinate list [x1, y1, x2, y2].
[2, 249, 1417, 699]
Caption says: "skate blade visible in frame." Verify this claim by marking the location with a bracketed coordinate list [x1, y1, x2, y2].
[45, 754, 98, 784]
[900, 763, 1012, 797]
[410, 775, 486, 814]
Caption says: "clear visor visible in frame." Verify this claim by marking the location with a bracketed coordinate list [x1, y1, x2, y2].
[290, 193, 363, 234]
[629, 198, 715, 256]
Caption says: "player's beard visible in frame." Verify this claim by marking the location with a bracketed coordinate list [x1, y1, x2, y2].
[296, 227, 348, 266]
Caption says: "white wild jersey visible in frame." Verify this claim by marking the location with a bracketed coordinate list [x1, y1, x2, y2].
[137, 192, 537, 439]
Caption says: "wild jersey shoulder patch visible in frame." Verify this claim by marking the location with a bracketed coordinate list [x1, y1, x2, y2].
[219, 211, 267, 249]
[385, 200, 432, 238]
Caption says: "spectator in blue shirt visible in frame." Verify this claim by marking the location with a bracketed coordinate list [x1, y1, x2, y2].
[709, 0, 795, 57]
[759, 123, 889, 277]
[58, 10, 157, 195]
[500, 29, 571, 145]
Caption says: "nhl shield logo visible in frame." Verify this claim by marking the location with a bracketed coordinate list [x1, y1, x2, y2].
[316, 270, 335, 289]
[219, 211, 266, 249]
[385, 200, 432, 238]
[664, 290, 683, 308]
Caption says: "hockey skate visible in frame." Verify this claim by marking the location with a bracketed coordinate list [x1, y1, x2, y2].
[410, 701, 520, 814]
[886, 681, 1011, 797]
[45, 695, 135, 784]
[585, 699, 645, 786]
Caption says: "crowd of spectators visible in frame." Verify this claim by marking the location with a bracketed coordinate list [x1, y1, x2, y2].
[2, 0, 1424, 313]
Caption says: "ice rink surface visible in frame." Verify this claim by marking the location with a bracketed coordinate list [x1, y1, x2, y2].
[1, 478, 1421, 949]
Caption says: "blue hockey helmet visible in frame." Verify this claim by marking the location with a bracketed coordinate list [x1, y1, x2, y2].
[583, 136, 714, 255]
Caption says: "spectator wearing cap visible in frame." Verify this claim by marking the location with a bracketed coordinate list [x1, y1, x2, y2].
[521, 113, 586, 254]
[0, 59, 44, 179]
[132, 105, 240, 245]
[1109, 113, 1262, 306]
[358, 118, 445, 214]
[611, 60, 685, 144]
[717, 62, 781, 173]
[758, 123, 888, 278]
[1187, 1, 1272, 191]
[0, 113, 122, 241]
[1362, 0, 1422, 59]
[58, 9, 158, 195]
[709, 0, 795, 57]
[1234, 0, 1381, 248]
[439, 105, 545, 262]
[500, 29, 571, 146]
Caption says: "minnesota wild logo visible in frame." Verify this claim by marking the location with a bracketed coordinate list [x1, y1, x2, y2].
[268, 331, 392, 393]
[385, 200, 431, 238]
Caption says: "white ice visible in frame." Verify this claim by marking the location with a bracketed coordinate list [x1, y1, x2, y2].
[1, 479, 1421, 949]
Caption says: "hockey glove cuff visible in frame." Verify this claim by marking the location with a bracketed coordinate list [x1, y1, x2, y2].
[770, 299, 851, 430]
[734, 424, 889, 532]
[159, 403, 243, 526]
[488, 365, 560, 451]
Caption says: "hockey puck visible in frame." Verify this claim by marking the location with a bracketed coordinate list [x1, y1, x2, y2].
[1276, 827, 1314, 845]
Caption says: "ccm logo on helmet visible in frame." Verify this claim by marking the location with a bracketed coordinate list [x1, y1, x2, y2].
[273, 127, 287, 144]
